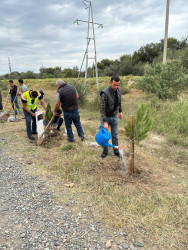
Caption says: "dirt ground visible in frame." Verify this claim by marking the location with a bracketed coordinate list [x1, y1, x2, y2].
[0, 96, 187, 249]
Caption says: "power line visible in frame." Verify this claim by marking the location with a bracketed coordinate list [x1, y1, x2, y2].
[102, 0, 162, 28]
[1, 0, 163, 75]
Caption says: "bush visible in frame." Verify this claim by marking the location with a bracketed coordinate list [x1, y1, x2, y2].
[0, 80, 8, 91]
[149, 96, 161, 110]
[67, 79, 89, 106]
[120, 79, 131, 95]
[136, 60, 188, 99]
[45, 103, 53, 123]
[89, 86, 104, 111]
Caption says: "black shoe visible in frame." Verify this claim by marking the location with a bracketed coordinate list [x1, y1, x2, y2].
[68, 139, 74, 143]
[114, 151, 120, 158]
[57, 128, 61, 131]
[32, 131, 37, 135]
[29, 136, 35, 140]
[81, 137, 85, 141]
[101, 152, 107, 158]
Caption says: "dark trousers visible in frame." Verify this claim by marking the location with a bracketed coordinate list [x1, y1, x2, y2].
[63, 109, 84, 142]
[101, 115, 119, 154]
[23, 108, 37, 138]
[57, 117, 63, 130]
[11, 97, 20, 110]
[0, 91, 3, 110]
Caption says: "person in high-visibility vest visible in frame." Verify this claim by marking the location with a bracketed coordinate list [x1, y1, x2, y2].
[22, 90, 46, 140]
[0, 90, 3, 110]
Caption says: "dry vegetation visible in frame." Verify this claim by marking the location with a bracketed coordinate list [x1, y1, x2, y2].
[0, 77, 187, 249]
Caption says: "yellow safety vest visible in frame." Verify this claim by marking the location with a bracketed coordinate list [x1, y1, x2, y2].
[25, 91, 39, 110]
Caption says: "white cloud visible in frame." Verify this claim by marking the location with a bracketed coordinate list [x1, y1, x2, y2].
[0, 0, 187, 75]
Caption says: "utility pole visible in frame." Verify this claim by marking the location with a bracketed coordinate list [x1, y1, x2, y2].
[8, 57, 12, 73]
[74, 0, 103, 89]
[163, 0, 170, 64]
[92, 62, 95, 78]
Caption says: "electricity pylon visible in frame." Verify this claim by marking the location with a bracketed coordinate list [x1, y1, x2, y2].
[74, 0, 103, 89]
[8, 57, 12, 73]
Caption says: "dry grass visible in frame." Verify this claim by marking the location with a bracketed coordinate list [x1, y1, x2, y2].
[0, 83, 187, 249]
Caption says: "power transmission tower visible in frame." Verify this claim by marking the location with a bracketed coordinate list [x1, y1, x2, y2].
[74, 0, 103, 89]
[163, 0, 170, 64]
[8, 57, 12, 73]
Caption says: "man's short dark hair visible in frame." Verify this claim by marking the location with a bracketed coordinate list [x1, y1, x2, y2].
[9, 80, 13, 83]
[31, 91, 38, 98]
[18, 79, 23, 84]
[110, 76, 120, 83]
[57, 109, 62, 115]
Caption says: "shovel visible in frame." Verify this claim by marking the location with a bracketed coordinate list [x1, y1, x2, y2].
[0, 92, 10, 118]
[0, 96, 18, 119]
[37, 116, 54, 146]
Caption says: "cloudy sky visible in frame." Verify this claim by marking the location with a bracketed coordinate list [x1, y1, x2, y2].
[0, 0, 187, 75]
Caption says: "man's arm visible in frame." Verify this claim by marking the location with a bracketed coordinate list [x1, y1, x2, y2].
[53, 100, 61, 116]
[118, 92, 123, 119]
[40, 99, 46, 110]
[22, 103, 36, 117]
[100, 93, 108, 130]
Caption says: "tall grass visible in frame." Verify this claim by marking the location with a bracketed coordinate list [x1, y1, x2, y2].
[150, 98, 188, 147]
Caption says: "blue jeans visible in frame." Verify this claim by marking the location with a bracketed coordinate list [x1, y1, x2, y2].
[101, 115, 119, 154]
[23, 108, 37, 138]
[11, 97, 20, 110]
[63, 109, 84, 142]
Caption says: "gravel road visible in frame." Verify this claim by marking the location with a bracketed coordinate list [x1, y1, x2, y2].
[0, 143, 141, 250]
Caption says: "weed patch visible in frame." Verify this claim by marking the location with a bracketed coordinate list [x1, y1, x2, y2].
[60, 144, 73, 151]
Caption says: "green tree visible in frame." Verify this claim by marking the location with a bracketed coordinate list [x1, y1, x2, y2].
[124, 103, 152, 142]
[119, 55, 134, 75]
[62, 68, 73, 78]
[97, 59, 114, 70]
[45, 103, 53, 124]
[137, 60, 188, 99]
[67, 79, 88, 106]
[132, 42, 161, 64]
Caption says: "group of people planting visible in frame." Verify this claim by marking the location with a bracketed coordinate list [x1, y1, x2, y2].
[1, 76, 122, 158]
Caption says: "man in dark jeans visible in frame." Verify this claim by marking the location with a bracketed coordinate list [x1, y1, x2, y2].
[0, 91, 3, 110]
[53, 79, 84, 142]
[9, 79, 20, 119]
[100, 76, 123, 158]
[21, 90, 46, 140]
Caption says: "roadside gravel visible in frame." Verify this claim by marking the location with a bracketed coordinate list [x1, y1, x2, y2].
[0, 145, 107, 249]
[0, 143, 142, 250]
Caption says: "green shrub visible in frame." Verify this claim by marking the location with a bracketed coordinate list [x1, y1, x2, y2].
[45, 102, 53, 123]
[124, 103, 152, 142]
[0, 80, 8, 91]
[89, 86, 104, 111]
[120, 79, 131, 95]
[137, 60, 188, 99]
[67, 79, 89, 106]
[149, 96, 161, 110]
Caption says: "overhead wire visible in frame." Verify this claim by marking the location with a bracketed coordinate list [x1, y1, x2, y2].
[1, 0, 163, 73]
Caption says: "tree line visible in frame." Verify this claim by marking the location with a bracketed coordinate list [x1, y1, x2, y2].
[0, 37, 187, 80]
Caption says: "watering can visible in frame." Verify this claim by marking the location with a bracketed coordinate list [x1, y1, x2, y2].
[95, 125, 121, 149]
